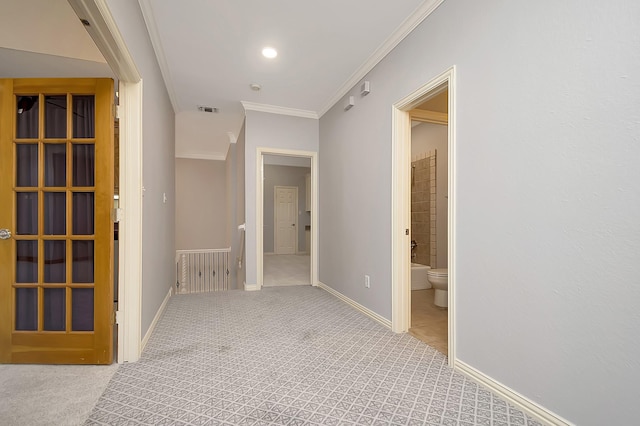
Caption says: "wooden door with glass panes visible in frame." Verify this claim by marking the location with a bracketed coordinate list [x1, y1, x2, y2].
[0, 79, 114, 364]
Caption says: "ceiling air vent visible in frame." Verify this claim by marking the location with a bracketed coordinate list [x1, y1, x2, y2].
[198, 106, 219, 113]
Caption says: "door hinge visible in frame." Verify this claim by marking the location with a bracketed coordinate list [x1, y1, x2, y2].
[113, 208, 123, 223]
[113, 311, 122, 325]
[113, 104, 121, 120]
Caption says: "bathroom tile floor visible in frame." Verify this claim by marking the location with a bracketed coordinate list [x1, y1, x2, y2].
[409, 289, 448, 356]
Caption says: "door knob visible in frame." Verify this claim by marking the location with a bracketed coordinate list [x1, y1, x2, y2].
[0, 229, 11, 240]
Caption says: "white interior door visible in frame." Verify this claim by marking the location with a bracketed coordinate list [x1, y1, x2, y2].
[274, 186, 297, 254]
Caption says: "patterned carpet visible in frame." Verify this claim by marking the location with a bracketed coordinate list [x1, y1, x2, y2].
[86, 286, 543, 425]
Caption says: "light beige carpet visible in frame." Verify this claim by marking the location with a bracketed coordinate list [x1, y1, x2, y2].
[0, 363, 118, 426]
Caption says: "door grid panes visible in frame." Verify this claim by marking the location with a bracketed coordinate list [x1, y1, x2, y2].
[13, 93, 97, 333]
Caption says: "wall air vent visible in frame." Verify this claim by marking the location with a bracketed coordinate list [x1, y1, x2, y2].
[198, 106, 219, 113]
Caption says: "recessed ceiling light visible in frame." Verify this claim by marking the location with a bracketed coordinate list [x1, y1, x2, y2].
[262, 47, 277, 59]
[250, 83, 262, 91]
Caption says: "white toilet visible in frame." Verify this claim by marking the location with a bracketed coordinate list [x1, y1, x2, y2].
[426, 269, 448, 308]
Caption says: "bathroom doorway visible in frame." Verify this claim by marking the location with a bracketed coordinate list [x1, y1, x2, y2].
[391, 67, 456, 366]
[408, 89, 449, 355]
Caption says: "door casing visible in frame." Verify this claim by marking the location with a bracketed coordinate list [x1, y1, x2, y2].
[255, 147, 318, 290]
[391, 66, 456, 367]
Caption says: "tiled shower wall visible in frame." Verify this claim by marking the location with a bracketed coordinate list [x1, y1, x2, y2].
[411, 151, 437, 267]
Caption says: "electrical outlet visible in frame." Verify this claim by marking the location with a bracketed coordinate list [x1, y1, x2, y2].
[364, 275, 370, 288]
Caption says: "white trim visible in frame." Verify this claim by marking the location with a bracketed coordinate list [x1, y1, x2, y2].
[138, 0, 179, 111]
[241, 101, 319, 120]
[141, 286, 172, 352]
[67, 0, 141, 83]
[455, 360, 572, 426]
[118, 80, 144, 363]
[391, 66, 456, 367]
[317, 282, 392, 329]
[175, 152, 227, 161]
[244, 282, 260, 292]
[176, 247, 231, 254]
[391, 106, 411, 334]
[256, 147, 319, 290]
[447, 70, 457, 363]
[256, 151, 264, 288]
[318, 0, 446, 117]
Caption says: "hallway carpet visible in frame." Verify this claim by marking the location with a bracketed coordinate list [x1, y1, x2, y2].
[263, 255, 311, 287]
[86, 287, 543, 425]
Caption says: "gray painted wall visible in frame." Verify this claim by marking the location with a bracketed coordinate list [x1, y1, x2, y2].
[175, 158, 227, 250]
[319, 1, 640, 424]
[106, 0, 176, 337]
[263, 165, 311, 253]
[244, 111, 318, 286]
[236, 122, 246, 288]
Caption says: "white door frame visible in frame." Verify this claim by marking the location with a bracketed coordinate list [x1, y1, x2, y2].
[274, 186, 298, 254]
[68, 0, 144, 363]
[256, 147, 318, 289]
[391, 66, 456, 366]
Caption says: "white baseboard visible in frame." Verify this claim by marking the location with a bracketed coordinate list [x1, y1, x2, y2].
[141, 286, 172, 352]
[455, 360, 572, 426]
[244, 282, 260, 291]
[317, 282, 392, 329]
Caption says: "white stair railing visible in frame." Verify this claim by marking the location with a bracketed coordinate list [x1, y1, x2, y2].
[175, 248, 230, 294]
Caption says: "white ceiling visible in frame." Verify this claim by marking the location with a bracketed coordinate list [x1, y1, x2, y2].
[1, 0, 443, 158]
[140, 0, 440, 155]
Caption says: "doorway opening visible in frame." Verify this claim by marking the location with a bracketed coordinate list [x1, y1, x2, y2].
[408, 88, 449, 355]
[263, 156, 309, 286]
[256, 148, 318, 289]
[391, 66, 456, 366]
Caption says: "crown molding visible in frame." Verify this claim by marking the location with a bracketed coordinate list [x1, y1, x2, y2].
[318, 0, 446, 117]
[175, 152, 227, 161]
[241, 101, 318, 119]
[409, 109, 448, 125]
[138, 0, 179, 112]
